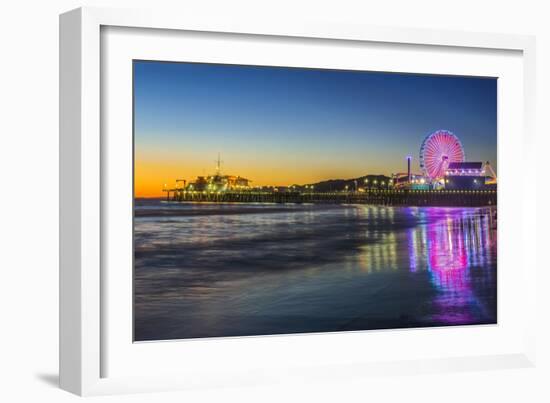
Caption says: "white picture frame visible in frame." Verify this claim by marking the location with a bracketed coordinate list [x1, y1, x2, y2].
[60, 6, 537, 396]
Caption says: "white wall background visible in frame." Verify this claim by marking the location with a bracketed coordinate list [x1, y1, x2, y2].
[0, 1, 548, 402]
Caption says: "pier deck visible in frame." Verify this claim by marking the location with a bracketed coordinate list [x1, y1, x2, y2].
[163, 189, 496, 207]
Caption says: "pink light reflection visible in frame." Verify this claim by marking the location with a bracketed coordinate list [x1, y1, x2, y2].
[423, 209, 479, 324]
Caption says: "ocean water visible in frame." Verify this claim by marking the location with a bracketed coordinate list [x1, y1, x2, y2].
[134, 200, 497, 341]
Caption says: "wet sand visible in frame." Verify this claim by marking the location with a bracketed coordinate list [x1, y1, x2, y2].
[134, 201, 497, 341]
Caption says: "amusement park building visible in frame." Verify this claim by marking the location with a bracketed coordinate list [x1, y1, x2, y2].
[184, 155, 251, 192]
[187, 174, 251, 192]
[444, 161, 491, 190]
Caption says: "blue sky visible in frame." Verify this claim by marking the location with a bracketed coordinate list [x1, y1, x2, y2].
[134, 60, 496, 193]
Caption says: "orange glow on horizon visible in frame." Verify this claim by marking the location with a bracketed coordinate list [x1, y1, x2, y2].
[134, 151, 403, 198]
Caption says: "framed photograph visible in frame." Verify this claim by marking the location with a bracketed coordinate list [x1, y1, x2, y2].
[60, 7, 537, 396]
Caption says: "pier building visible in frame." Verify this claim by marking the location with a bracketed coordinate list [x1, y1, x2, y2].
[444, 161, 497, 190]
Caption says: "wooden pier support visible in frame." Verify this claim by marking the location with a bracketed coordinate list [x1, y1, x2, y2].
[163, 189, 497, 207]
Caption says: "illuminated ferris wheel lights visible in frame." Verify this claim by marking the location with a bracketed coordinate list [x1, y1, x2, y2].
[419, 130, 465, 180]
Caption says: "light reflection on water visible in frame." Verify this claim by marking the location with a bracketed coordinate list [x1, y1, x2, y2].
[134, 200, 497, 341]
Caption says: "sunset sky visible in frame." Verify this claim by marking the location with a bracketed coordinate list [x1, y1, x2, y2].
[134, 61, 497, 197]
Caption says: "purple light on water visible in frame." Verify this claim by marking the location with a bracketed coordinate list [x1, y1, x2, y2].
[424, 208, 479, 324]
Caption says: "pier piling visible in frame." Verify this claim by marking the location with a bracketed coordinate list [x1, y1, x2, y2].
[162, 189, 496, 207]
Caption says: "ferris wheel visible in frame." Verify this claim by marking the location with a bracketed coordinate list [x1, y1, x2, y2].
[419, 130, 465, 180]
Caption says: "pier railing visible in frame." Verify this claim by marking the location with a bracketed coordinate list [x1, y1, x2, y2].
[163, 189, 496, 207]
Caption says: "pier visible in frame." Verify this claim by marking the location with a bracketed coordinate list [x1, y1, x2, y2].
[163, 189, 496, 207]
